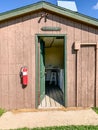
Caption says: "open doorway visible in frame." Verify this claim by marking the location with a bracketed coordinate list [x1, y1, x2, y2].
[36, 35, 66, 108]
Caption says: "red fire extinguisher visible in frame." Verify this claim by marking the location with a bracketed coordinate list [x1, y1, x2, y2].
[20, 67, 28, 86]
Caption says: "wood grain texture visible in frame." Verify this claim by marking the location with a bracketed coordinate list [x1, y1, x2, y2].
[16, 75, 24, 109]
[81, 46, 88, 107]
[0, 22, 8, 64]
[0, 10, 97, 109]
[0, 22, 9, 109]
[75, 22, 82, 106]
[38, 11, 46, 34]
[77, 49, 82, 107]
[96, 30, 98, 41]
[1, 76, 9, 109]
[45, 13, 53, 34]
[75, 22, 81, 42]
[9, 75, 17, 109]
[0, 76, 2, 107]
[15, 18, 24, 64]
[30, 14, 38, 107]
[59, 17, 67, 34]
[7, 20, 16, 64]
[81, 25, 88, 42]
[31, 13, 39, 35]
[77, 46, 95, 107]
[52, 14, 60, 34]
[66, 20, 76, 106]
[87, 46, 95, 107]
[88, 27, 96, 42]
[96, 29, 98, 106]
[31, 36, 36, 108]
[22, 15, 33, 108]
[96, 46, 98, 106]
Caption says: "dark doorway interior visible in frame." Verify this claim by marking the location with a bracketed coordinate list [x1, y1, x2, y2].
[39, 36, 65, 108]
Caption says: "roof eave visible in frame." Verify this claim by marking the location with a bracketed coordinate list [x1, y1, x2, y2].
[0, 2, 43, 22]
[43, 2, 98, 27]
[0, 1, 98, 27]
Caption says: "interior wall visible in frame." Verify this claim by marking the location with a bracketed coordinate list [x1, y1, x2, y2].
[45, 46, 64, 69]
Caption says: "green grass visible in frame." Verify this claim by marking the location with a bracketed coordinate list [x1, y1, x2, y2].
[13, 125, 98, 130]
[92, 107, 98, 114]
[0, 108, 6, 116]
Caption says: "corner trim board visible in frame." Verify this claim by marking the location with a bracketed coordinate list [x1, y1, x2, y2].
[74, 41, 98, 50]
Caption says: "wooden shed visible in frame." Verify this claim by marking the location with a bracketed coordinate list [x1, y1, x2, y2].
[0, 1, 98, 110]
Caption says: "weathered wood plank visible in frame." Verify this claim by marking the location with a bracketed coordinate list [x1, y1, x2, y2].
[77, 45, 95, 107]
[88, 27, 96, 42]
[45, 13, 53, 34]
[8, 20, 17, 109]
[0, 10, 98, 110]
[77, 49, 82, 107]
[96, 29, 98, 106]
[46, 95, 51, 107]
[38, 11, 46, 34]
[31, 13, 39, 35]
[0, 22, 8, 64]
[81, 46, 88, 107]
[12, 18, 24, 109]
[1, 75, 9, 109]
[66, 20, 76, 107]
[8, 20, 16, 64]
[96, 42, 98, 107]
[0, 24, 2, 107]
[0, 76, 2, 107]
[59, 17, 67, 34]
[0, 22, 9, 109]
[52, 14, 60, 34]
[16, 75, 24, 109]
[75, 22, 82, 107]
[9, 75, 17, 109]
[87, 46, 95, 107]
[81, 25, 88, 107]
[75, 22, 81, 42]
[96, 30, 98, 41]
[15, 18, 24, 64]
[39, 86, 64, 108]
[81, 24, 88, 42]
[49, 87, 56, 107]
[22, 15, 32, 108]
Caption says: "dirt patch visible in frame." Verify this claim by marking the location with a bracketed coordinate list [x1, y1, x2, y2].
[11, 107, 90, 114]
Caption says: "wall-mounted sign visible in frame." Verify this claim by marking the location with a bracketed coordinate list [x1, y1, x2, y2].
[41, 26, 61, 31]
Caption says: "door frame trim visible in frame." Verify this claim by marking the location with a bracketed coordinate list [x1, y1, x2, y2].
[35, 34, 67, 108]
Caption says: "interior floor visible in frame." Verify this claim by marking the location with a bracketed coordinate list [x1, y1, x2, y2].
[38, 83, 64, 108]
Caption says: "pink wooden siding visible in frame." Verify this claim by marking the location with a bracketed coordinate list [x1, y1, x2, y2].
[77, 46, 95, 107]
[0, 10, 98, 109]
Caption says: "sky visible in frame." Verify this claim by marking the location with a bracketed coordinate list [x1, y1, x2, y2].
[0, 0, 98, 19]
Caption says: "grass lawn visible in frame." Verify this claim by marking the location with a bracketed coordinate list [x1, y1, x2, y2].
[92, 107, 98, 114]
[15, 125, 98, 130]
[0, 108, 6, 116]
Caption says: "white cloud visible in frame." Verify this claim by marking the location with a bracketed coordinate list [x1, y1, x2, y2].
[93, 2, 98, 10]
